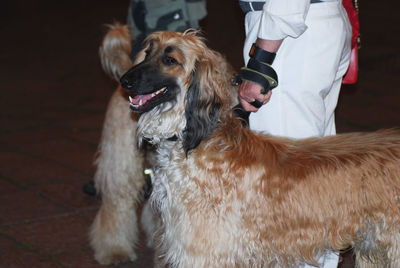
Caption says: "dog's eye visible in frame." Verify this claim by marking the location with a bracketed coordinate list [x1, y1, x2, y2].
[163, 56, 178, 66]
[144, 41, 154, 56]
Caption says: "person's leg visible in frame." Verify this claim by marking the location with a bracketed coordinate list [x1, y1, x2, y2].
[323, 1, 352, 136]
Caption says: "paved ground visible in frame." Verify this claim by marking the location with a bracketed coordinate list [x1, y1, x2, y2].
[0, 0, 398, 267]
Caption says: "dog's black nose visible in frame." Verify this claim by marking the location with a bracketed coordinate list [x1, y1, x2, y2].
[120, 76, 133, 90]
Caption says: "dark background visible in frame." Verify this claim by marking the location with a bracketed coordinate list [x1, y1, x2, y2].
[0, 0, 398, 267]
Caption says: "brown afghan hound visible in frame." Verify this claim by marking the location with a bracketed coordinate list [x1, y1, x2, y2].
[90, 24, 236, 265]
[92, 24, 400, 267]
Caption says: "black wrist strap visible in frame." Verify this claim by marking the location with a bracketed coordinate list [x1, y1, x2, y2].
[239, 44, 278, 109]
[249, 43, 276, 65]
[240, 68, 271, 94]
[247, 58, 278, 88]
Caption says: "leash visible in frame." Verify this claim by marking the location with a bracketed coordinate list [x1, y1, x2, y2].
[232, 73, 272, 128]
[231, 75, 252, 127]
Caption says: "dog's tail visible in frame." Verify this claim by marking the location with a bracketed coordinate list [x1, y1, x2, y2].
[99, 23, 132, 81]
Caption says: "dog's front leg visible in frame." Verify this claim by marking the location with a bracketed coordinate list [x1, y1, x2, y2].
[90, 87, 145, 265]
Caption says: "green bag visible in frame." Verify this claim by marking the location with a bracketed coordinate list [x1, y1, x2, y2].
[127, 0, 206, 57]
[128, 0, 206, 35]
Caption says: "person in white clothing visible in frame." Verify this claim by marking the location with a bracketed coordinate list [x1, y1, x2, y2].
[238, 0, 352, 267]
[239, 0, 351, 138]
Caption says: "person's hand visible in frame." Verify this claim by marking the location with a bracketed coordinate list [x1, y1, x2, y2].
[238, 38, 280, 112]
[239, 80, 272, 112]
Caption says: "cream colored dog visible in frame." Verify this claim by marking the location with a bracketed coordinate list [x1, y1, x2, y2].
[90, 24, 144, 265]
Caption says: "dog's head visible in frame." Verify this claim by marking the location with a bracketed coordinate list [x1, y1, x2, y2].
[120, 31, 237, 152]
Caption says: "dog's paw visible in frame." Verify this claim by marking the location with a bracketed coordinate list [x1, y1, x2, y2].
[94, 249, 137, 265]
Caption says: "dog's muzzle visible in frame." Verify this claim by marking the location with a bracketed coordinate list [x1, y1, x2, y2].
[120, 63, 179, 113]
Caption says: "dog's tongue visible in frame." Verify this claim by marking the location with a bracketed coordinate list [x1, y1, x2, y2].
[129, 87, 167, 107]
[130, 94, 153, 106]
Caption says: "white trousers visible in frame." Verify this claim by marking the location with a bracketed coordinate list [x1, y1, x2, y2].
[244, 1, 352, 139]
[243, 1, 351, 268]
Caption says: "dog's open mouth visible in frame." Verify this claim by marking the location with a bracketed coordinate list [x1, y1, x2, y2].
[128, 87, 168, 112]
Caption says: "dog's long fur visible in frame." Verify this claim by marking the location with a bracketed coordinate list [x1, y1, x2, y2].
[117, 29, 400, 267]
[92, 24, 400, 267]
[90, 24, 144, 265]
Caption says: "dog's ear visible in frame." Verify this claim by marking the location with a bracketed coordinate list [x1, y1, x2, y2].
[183, 54, 226, 153]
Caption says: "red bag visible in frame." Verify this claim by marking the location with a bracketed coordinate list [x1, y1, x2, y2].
[342, 0, 360, 84]
[342, 47, 358, 84]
